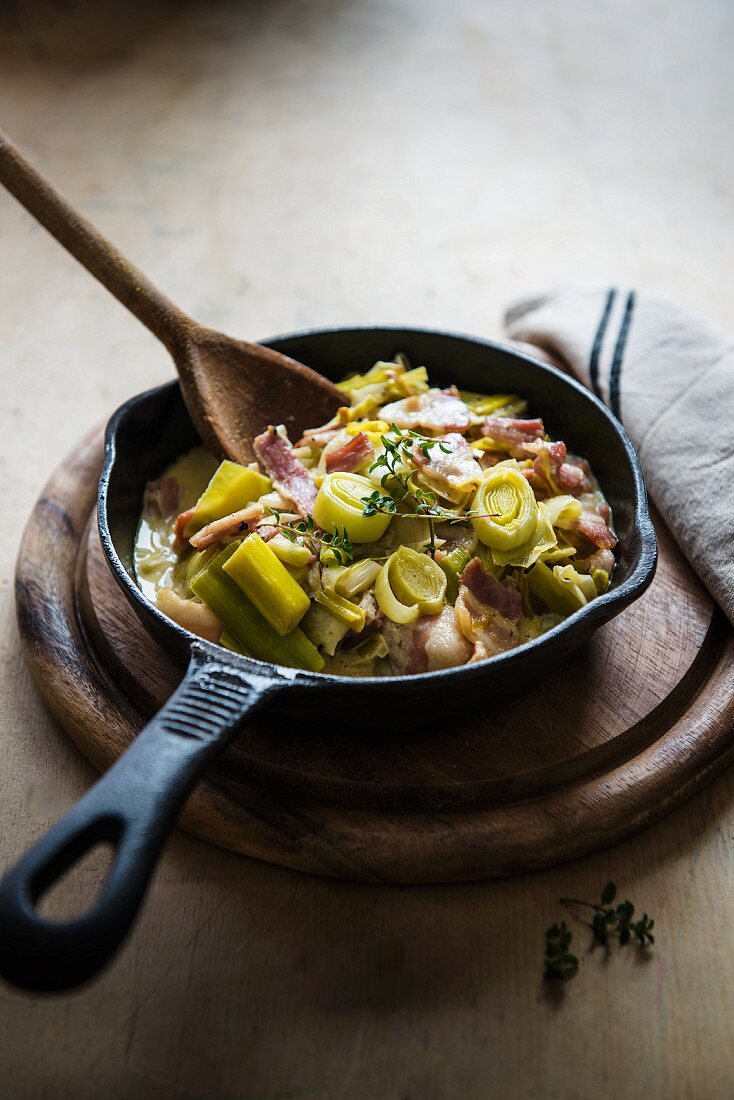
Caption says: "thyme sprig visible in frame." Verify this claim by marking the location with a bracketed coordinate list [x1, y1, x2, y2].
[361, 425, 467, 555]
[559, 881, 656, 952]
[544, 882, 656, 984]
[268, 509, 354, 566]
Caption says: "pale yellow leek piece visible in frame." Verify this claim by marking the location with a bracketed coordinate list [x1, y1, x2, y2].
[471, 465, 538, 551]
[184, 460, 271, 537]
[543, 494, 583, 529]
[527, 560, 597, 617]
[490, 502, 557, 569]
[376, 546, 447, 624]
[267, 532, 313, 568]
[222, 533, 310, 635]
[313, 472, 393, 543]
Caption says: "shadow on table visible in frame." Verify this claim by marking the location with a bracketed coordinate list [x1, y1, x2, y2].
[0, 0, 360, 73]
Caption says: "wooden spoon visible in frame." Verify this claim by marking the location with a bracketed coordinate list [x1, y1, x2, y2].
[0, 130, 342, 461]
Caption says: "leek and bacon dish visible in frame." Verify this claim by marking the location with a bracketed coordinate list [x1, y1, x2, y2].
[135, 356, 617, 677]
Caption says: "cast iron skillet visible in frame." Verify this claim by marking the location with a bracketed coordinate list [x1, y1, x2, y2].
[0, 327, 657, 992]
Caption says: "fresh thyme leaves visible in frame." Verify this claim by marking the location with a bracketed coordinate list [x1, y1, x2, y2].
[267, 509, 354, 565]
[360, 426, 465, 555]
[361, 491, 398, 518]
[544, 922, 579, 983]
[559, 882, 656, 952]
[544, 882, 656, 983]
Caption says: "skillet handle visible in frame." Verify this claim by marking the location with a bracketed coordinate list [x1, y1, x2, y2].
[0, 644, 280, 993]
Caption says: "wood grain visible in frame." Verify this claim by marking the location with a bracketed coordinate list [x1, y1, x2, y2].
[15, 429, 734, 882]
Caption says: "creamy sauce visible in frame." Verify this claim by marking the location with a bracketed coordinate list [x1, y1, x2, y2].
[134, 446, 217, 601]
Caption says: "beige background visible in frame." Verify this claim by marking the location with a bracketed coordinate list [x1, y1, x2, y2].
[1, 1, 733, 1097]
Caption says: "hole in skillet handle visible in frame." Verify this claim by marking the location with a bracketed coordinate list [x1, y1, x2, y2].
[0, 643, 287, 994]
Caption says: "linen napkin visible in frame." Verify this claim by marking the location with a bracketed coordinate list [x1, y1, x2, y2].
[503, 285, 734, 626]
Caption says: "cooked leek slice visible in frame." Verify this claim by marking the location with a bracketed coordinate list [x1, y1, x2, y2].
[471, 465, 538, 550]
[592, 568, 611, 595]
[376, 547, 446, 624]
[311, 564, 366, 630]
[173, 544, 219, 593]
[539, 545, 577, 564]
[333, 558, 381, 600]
[391, 515, 433, 551]
[184, 461, 272, 537]
[336, 361, 400, 394]
[267, 532, 313, 567]
[439, 546, 471, 604]
[490, 502, 557, 569]
[543, 494, 583, 529]
[301, 602, 351, 656]
[222, 534, 310, 635]
[527, 560, 595, 617]
[558, 564, 597, 602]
[191, 546, 323, 671]
[459, 392, 526, 417]
[219, 629, 249, 655]
[313, 472, 392, 543]
[313, 587, 365, 630]
[375, 562, 419, 624]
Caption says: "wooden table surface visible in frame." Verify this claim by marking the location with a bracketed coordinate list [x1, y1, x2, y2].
[1, 2, 733, 1097]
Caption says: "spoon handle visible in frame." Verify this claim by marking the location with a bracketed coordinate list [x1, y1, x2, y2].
[0, 129, 191, 352]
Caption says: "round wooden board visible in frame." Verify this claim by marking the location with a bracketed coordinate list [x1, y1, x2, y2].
[15, 429, 734, 883]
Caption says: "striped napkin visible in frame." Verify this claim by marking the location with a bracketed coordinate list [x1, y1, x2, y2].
[504, 286, 734, 626]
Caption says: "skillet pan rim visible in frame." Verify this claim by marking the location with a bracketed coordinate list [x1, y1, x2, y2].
[98, 324, 658, 689]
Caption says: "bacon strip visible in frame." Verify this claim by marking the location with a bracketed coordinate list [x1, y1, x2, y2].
[481, 416, 544, 447]
[522, 440, 590, 497]
[411, 432, 482, 492]
[325, 431, 374, 473]
[575, 513, 617, 550]
[189, 503, 264, 550]
[379, 388, 471, 434]
[174, 507, 195, 543]
[145, 476, 179, 517]
[254, 426, 318, 517]
[460, 557, 523, 621]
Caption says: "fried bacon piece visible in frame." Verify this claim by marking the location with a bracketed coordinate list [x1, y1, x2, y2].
[481, 416, 545, 450]
[383, 606, 473, 674]
[189, 503, 264, 550]
[174, 507, 195, 544]
[575, 513, 617, 550]
[325, 431, 374, 473]
[460, 557, 523, 621]
[522, 441, 590, 497]
[379, 388, 471, 434]
[411, 433, 482, 494]
[254, 425, 318, 517]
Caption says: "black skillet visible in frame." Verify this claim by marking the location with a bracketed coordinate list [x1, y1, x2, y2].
[0, 327, 657, 992]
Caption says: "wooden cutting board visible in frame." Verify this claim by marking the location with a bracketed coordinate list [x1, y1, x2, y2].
[15, 428, 734, 883]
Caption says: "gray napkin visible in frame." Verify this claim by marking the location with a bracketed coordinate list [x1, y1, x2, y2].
[504, 285, 734, 626]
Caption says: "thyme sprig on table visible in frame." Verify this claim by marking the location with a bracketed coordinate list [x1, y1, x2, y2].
[543, 882, 656, 984]
[268, 510, 354, 566]
[560, 881, 656, 951]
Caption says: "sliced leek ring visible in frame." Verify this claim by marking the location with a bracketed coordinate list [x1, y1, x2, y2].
[313, 472, 392, 543]
[471, 465, 538, 550]
[375, 547, 447, 624]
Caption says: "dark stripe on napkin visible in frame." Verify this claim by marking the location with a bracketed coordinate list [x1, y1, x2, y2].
[588, 288, 617, 398]
[609, 291, 635, 421]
